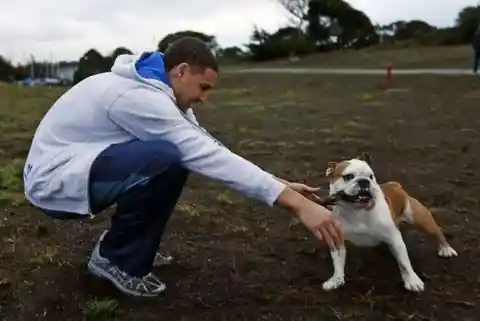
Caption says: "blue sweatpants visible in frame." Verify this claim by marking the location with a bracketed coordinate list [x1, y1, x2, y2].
[41, 139, 189, 277]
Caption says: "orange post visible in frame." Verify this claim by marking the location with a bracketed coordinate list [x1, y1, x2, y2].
[386, 62, 393, 88]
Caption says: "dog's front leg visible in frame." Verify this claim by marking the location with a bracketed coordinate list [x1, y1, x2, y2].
[385, 229, 424, 292]
[322, 245, 346, 291]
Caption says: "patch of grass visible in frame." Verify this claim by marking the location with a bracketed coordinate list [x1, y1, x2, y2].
[230, 224, 249, 233]
[3, 235, 18, 254]
[0, 159, 24, 189]
[297, 140, 316, 147]
[237, 126, 260, 135]
[249, 45, 471, 68]
[237, 140, 295, 149]
[359, 92, 377, 100]
[0, 158, 27, 206]
[177, 202, 201, 217]
[215, 190, 236, 205]
[214, 88, 251, 96]
[0, 190, 27, 206]
[222, 98, 259, 108]
[29, 246, 60, 266]
[343, 120, 372, 131]
[321, 119, 371, 135]
[81, 298, 119, 320]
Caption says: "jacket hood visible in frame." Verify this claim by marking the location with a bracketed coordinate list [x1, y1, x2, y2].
[111, 51, 176, 101]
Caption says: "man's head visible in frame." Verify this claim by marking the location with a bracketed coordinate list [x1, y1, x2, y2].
[163, 37, 218, 109]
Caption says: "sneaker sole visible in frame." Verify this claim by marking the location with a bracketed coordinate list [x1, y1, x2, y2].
[153, 260, 172, 267]
[87, 260, 165, 298]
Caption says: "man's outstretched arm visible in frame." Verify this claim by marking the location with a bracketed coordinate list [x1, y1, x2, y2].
[107, 87, 342, 249]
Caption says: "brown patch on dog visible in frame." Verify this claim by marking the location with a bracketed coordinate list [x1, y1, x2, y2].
[325, 161, 350, 181]
[408, 195, 449, 247]
[380, 181, 407, 222]
[381, 181, 449, 247]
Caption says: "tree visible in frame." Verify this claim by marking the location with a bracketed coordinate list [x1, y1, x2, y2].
[277, 0, 309, 28]
[105, 47, 134, 69]
[246, 26, 315, 61]
[157, 30, 218, 53]
[217, 46, 247, 61]
[277, 0, 312, 57]
[455, 6, 480, 43]
[306, 0, 331, 46]
[0, 55, 14, 81]
[306, 0, 377, 49]
[73, 49, 107, 84]
[335, 5, 377, 48]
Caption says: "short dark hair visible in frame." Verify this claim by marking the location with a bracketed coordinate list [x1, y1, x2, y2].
[163, 36, 218, 73]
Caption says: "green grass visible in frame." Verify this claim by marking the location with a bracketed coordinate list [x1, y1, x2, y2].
[0, 158, 27, 205]
[81, 298, 119, 320]
[240, 45, 473, 69]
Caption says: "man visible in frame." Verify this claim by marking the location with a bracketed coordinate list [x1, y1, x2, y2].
[23, 37, 342, 297]
[473, 24, 480, 74]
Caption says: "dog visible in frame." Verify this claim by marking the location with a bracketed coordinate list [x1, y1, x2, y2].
[321, 152, 457, 292]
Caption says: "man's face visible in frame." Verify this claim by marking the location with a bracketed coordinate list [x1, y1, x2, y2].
[169, 63, 217, 109]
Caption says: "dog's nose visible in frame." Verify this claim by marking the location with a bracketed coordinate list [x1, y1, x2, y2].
[357, 179, 370, 189]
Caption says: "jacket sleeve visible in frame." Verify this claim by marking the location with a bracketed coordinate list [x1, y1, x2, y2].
[106, 86, 286, 206]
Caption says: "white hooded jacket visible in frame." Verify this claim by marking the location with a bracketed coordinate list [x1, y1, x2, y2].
[23, 52, 286, 215]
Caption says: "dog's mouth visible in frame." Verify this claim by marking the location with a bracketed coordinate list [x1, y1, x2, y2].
[356, 190, 373, 204]
[335, 189, 374, 208]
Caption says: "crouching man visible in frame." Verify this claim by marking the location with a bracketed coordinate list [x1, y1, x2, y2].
[23, 37, 342, 297]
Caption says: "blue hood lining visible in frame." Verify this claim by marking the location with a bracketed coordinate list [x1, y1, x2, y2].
[134, 52, 172, 88]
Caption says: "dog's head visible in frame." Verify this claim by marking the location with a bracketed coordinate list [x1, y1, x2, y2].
[325, 152, 378, 209]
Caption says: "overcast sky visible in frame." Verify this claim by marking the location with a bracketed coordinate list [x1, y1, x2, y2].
[0, 0, 475, 64]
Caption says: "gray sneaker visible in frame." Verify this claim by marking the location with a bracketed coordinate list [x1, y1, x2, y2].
[153, 252, 173, 266]
[87, 231, 166, 297]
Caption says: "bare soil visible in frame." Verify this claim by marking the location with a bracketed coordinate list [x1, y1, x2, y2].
[0, 73, 479, 320]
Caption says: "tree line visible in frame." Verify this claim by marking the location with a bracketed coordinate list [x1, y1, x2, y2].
[0, 0, 479, 83]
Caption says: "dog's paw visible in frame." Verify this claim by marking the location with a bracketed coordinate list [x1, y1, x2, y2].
[403, 273, 424, 292]
[322, 275, 345, 291]
[438, 245, 458, 258]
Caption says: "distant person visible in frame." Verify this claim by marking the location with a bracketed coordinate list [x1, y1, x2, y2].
[473, 24, 480, 74]
[22, 37, 342, 297]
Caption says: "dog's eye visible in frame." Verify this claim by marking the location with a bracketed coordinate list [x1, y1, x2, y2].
[343, 174, 354, 181]
[369, 175, 374, 180]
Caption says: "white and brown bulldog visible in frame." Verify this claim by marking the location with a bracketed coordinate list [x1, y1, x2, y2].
[321, 152, 457, 292]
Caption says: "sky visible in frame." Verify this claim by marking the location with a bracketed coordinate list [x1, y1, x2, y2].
[0, 0, 475, 64]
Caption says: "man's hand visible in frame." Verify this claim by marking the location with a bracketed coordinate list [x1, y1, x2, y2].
[295, 198, 343, 249]
[275, 186, 343, 250]
[274, 177, 322, 202]
[287, 182, 323, 202]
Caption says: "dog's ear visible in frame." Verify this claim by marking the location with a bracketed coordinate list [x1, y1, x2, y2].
[357, 152, 373, 166]
[325, 161, 336, 177]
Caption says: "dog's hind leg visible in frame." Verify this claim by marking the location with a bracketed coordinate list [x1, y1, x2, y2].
[404, 196, 458, 258]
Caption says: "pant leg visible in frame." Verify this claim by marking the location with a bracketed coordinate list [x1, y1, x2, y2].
[474, 51, 480, 73]
[88, 139, 189, 277]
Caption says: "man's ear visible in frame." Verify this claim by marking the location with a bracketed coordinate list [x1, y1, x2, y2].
[356, 152, 373, 166]
[175, 62, 189, 77]
[325, 161, 336, 177]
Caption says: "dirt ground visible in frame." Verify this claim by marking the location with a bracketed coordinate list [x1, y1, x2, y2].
[0, 73, 480, 321]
